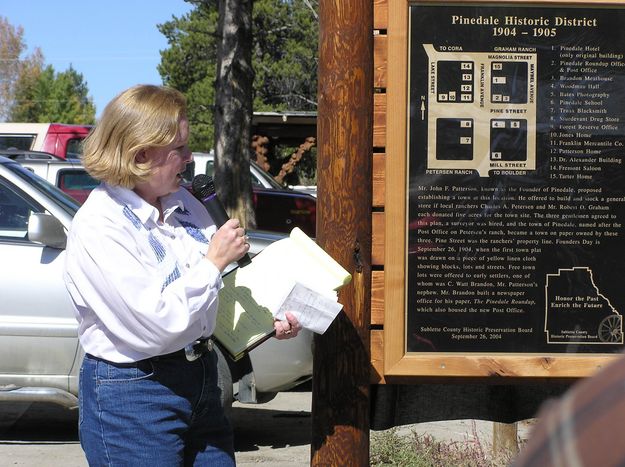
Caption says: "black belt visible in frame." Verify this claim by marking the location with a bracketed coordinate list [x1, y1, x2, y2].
[155, 337, 214, 362]
[85, 338, 214, 366]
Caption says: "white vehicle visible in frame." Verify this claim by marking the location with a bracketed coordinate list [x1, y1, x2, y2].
[1, 149, 97, 204]
[190, 151, 317, 197]
[0, 156, 313, 411]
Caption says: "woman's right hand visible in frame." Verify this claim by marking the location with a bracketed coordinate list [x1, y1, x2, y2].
[204, 219, 250, 272]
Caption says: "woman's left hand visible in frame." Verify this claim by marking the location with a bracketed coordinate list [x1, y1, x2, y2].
[274, 311, 302, 339]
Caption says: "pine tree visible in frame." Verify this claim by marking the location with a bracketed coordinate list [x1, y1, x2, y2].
[10, 65, 95, 124]
[158, 0, 318, 152]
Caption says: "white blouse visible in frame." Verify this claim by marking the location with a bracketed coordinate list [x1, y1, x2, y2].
[64, 183, 221, 363]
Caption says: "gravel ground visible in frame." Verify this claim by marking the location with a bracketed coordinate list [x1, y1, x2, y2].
[0, 391, 534, 466]
[0, 392, 314, 467]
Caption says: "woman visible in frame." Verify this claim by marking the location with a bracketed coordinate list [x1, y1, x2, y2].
[64, 84, 300, 466]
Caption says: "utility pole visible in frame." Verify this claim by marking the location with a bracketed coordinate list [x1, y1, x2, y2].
[312, 0, 373, 465]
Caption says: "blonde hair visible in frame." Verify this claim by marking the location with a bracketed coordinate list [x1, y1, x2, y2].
[82, 85, 187, 188]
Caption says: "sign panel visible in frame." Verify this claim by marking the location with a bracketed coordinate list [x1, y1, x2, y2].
[407, 3, 625, 356]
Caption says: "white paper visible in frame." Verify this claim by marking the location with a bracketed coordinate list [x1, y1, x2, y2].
[274, 282, 343, 334]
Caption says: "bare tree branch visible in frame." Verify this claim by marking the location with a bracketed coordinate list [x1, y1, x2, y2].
[302, 0, 319, 20]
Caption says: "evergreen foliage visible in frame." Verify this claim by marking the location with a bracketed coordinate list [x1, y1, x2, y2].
[10, 65, 95, 124]
[158, 0, 318, 152]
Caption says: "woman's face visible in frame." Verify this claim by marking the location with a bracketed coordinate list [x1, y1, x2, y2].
[133, 117, 192, 207]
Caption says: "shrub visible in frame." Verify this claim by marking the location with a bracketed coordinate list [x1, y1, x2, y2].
[370, 427, 515, 467]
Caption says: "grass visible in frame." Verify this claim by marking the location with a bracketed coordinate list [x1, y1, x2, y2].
[370, 424, 516, 467]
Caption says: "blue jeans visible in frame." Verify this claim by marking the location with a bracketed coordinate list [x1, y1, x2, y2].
[79, 351, 234, 466]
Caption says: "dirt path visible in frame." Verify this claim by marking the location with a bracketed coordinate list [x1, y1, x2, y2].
[0, 391, 534, 466]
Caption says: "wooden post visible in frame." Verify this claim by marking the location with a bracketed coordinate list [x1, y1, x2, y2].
[312, 0, 373, 466]
[493, 422, 519, 458]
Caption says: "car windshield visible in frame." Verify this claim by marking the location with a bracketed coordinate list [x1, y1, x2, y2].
[184, 155, 288, 191]
[5, 161, 81, 215]
[250, 161, 285, 190]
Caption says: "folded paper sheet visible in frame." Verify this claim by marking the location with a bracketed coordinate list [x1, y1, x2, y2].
[214, 228, 352, 360]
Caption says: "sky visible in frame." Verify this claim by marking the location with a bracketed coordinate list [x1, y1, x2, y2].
[1, 0, 194, 117]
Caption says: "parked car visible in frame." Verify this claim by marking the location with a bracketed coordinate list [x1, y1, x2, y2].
[1, 149, 99, 204]
[0, 155, 313, 411]
[0, 123, 92, 160]
[8, 149, 317, 237]
[188, 152, 317, 236]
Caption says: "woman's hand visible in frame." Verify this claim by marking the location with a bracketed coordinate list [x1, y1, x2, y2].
[274, 311, 302, 340]
[204, 219, 250, 272]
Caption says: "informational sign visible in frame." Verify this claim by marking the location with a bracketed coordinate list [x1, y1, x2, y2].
[407, 3, 625, 355]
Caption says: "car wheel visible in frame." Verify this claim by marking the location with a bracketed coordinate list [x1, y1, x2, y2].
[215, 345, 233, 419]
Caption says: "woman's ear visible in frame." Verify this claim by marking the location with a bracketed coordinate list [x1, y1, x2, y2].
[135, 150, 148, 164]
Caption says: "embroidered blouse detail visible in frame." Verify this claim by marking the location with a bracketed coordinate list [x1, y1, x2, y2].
[162, 265, 182, 292]
[176, 218, 209, 244]
[63, 183, 222, 363]
[147, 232, 167, 263]
[123, 206, 143, 230]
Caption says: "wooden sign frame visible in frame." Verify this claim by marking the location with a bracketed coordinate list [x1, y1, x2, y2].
[384, 0, 625, 379]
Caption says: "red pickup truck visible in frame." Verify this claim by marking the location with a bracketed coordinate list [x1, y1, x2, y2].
[0, 123, 92, 160]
